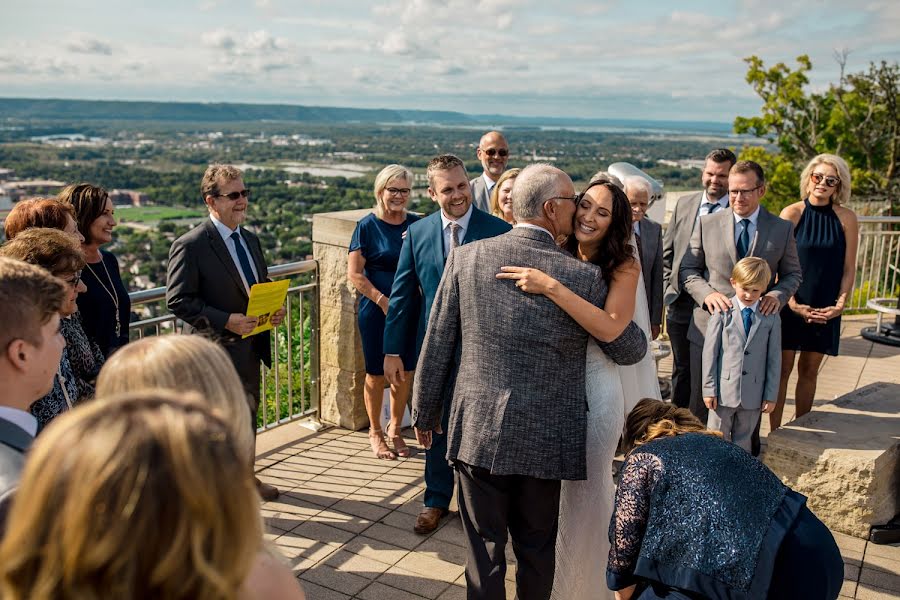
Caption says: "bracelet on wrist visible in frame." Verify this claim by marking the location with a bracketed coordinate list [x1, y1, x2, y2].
[375, 293, 384, 304]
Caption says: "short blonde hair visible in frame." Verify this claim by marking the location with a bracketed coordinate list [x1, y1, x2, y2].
[95, 335, 254, 461]
[489, 167, 521, 218]
[0, 391, 261, 600]
[800, 153, 852, 205]
[372, 164, 413, 219]
[731, 256, 772, 289]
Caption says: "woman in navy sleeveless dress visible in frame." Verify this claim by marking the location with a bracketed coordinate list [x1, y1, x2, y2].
[773, 155, 858, 430]
[348, 165, 420, 460]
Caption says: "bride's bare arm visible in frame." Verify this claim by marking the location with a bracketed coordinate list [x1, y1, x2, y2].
[496, 260, 640, 342]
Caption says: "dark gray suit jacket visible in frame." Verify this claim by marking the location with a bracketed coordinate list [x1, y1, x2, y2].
[0, 417, 32, 532]
[662, 192, 704, 323]
[411, 228, 647, 481]
[638, 218, 663, 326]
[166, 218, 272, 391]
[469, 175, 492, 213]
[679, 206, 802, 345]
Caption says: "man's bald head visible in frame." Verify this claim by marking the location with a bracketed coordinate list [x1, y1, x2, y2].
[476, 131, 509, 181]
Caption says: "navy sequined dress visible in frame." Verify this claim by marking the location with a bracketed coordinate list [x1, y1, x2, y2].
[607, 433, 843, 600]
[781, 198, 846, 355]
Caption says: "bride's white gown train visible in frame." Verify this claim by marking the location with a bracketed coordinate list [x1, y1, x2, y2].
[551, 258, 660, 600]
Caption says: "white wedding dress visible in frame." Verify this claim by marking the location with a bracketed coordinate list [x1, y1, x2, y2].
[551, 253, 661, 600]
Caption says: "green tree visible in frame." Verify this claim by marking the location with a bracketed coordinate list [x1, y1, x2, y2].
[734, 55, 900, 213]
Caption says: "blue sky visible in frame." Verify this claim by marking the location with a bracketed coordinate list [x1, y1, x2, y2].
[1, 0, 898, 123]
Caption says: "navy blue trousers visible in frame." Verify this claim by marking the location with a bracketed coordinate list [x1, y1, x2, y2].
[423, 393, 453, 509]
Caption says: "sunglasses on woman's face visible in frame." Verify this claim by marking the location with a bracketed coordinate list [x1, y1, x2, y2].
[811, 172, 840, 188]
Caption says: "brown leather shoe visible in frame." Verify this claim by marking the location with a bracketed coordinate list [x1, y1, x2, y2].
[414, 507, 448, 534]
[255, 477, 280, 501]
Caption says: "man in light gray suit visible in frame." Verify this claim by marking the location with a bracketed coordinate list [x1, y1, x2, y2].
[412, 164, 647, 600]
[469, 131, 509, 213]
[680, 160, 802, 438]
[662, 148, 735, 408]
[624, 176, 664, 339]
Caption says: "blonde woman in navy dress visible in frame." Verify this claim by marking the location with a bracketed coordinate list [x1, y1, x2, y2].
[772, 154, 858, 430]
[348, 165, 420, 459]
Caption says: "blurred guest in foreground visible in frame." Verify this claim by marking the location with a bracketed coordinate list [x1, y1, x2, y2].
[773, 154, 858, 430]
[489, 167, 520, 225]
[62, 183, 131, 357]
[0, 257, 66, 530]
[607, 398, 843, 600]
[0, 229, 96, 428]
[95, 334, 255, 463]
[4, 197, 84, 242]
[0, 391, 306, 599]
[348, 165, 420, 459]
[623, 176, 663, 339]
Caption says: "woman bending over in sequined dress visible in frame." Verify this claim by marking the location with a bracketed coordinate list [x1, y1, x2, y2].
[607, 398, 843, 600]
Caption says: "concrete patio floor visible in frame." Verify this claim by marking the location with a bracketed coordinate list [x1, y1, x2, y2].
[255, 314, 900, 599]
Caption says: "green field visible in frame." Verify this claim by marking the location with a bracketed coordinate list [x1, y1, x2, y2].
[116, 206, 205, 223]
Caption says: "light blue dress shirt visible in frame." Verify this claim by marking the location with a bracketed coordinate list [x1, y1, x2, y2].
[209, 214, 260, 293]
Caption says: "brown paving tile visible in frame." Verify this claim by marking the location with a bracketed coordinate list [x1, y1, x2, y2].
[283, 487, 346, 509]
[431, 516, 466, 548]
[395, 551, 465, 583]
[344, 491, 408, 510]
[330, 497, 393, 522]
[291, 520, 357, 546]
[324, 548, 392, 580]
[860, 568, 900, 593]
[855, 583, 900, 599]
[271, 534, 340, 572]
[357, 581, 430, 600]
[436, 584, 466, 599]
[298, 580, 352, 600]
[840, 578, 858, 598]
[415, 538, 468, 566]
[313, 508, 375, 534]
[343, 535, 410, 566]
[301, 563, 371, 596]
[304, 478, 361, 495]
[864, 550, 900, 576]
[376, 565, 453, 599]
[866, 543, 900, 561]
[847, 563, 862, 582]
[363, 522, 426, 551]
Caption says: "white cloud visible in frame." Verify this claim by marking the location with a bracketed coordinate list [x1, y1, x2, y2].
[65, 34, 113, 56]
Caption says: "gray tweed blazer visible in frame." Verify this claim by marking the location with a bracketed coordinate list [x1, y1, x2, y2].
[411, 227, 647, 481]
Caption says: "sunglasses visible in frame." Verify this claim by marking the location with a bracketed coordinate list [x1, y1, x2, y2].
[215, 189, 251, 200]
[481, 148, 509, 157]
[810, 172, 840, 188]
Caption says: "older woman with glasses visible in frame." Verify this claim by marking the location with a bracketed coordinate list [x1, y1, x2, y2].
[348, 165, 420, 459]
[772, 154, 859, 429]
[0, 229, 100, 429]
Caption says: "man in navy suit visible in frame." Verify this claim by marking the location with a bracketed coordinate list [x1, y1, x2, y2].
[384, 154, 511, 534]
[0, 257, 67, 531]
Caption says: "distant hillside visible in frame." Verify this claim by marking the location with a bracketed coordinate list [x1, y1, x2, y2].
[0, 97, 732, 133]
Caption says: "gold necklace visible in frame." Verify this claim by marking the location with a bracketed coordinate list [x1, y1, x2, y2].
[85, 257, 121, 337]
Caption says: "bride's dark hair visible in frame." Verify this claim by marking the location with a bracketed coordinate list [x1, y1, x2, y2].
[563, 180, 635, 284]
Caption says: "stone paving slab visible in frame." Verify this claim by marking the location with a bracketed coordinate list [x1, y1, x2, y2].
[256, 315, 898, 599]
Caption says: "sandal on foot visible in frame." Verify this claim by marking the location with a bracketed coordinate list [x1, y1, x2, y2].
[369, 429, 396, 460]
[388, 423, 412, 458]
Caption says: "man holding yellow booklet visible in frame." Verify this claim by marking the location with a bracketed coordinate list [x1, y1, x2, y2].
[166, 164, 286, 501]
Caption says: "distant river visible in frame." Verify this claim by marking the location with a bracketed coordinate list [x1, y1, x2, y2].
[236, 162, 373, 178]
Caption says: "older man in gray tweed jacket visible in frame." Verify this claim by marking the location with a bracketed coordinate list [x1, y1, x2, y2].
[412, 164, 647, 600]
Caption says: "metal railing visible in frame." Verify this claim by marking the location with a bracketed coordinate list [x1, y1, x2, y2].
[851, 217, 900, 311]
[127, 259, 320, 431]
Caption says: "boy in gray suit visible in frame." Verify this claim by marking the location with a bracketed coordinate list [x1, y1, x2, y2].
[702, 257, 780, 453]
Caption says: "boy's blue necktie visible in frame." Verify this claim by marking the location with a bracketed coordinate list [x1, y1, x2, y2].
[742, 307, 753, 335]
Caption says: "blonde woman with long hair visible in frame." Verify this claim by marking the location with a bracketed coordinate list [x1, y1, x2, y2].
[0, 391, 305, 600]
[607, 398, 842, 600]
[489, 167, 520, 224]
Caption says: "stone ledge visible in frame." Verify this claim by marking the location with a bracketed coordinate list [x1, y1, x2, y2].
[764, 382, 900, 539]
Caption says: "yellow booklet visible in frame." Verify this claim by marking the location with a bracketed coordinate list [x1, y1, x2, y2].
[242, 280, 290, 338]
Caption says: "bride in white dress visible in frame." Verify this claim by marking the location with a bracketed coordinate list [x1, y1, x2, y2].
[501, 180, 660, 600]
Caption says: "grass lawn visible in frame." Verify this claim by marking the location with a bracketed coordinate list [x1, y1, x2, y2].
[116, 206, 205, 223]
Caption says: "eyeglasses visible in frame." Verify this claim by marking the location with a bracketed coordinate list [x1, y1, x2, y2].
[481, 148, 509, 157]
[728, 185, 763, 198]
[64, 270, 82, 287]
[386, 187, 411, 196]
[215, 189, 251, 200]
[811, 172, 840, 188]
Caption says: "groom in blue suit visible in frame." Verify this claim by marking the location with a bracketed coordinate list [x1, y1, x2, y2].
[384, 154, 511, 534]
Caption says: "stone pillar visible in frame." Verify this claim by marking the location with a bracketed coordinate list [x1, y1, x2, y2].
[312, 209, 372, 430]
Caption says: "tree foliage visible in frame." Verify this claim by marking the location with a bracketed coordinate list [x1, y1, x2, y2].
[734, 54, 900, 213]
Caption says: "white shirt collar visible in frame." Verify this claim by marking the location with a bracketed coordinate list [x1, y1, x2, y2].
[702, 191, 729, 207]
[732, 205, 761, 225]
[734, 296, 760, 313]
[481, 172, 498, 191]
[633, 220, 641, 235]
[515, 223, 555, 240]
[440, 204, 474, 232]
[210, 213, 240, 239]
[0, 406, 38, 437]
